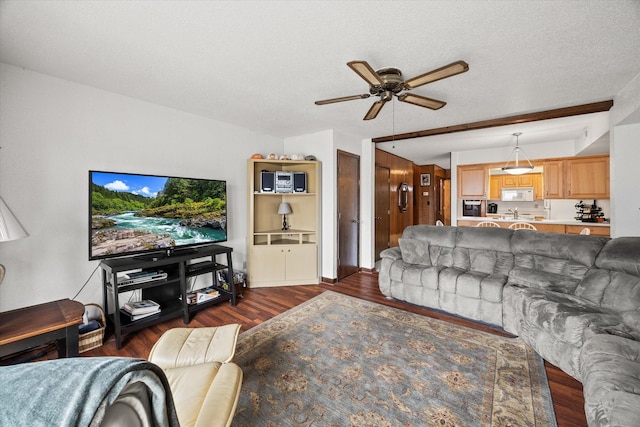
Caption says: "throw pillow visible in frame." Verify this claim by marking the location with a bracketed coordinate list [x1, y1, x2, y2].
[398, 238, 431, 266]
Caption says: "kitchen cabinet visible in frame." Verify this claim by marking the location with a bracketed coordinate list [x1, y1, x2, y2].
[533, 173, 544, 200]
[565, 225, 610, 237]
[542, 160, 565, 199]
[458, 165, 487, 199]
[502, 174, 534, 188]
[250, 243, 317, 284]
[457, 220, 609, 236]
[489, 173, 542, 200]
[489, 175, 501, 200]
[566, 156, 609, 199]
[542, 156, 609, 199]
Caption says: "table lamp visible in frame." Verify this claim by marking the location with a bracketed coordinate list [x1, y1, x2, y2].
[0, 196, 29, 285]
[277, 202, 292, 231]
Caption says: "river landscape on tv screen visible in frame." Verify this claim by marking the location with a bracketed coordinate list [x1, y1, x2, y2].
[90, 171, 227, 259]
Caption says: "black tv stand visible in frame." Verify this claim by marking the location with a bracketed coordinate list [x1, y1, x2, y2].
[100, 244, 236, 349]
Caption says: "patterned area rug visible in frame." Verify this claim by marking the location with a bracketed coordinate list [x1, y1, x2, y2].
[232, 291, 556, 426]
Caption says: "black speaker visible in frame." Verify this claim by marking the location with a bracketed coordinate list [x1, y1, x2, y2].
[260, 171, 275, 193]
[293, 172, 307, 193]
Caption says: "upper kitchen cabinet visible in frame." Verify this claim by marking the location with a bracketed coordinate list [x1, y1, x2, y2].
[488, 171, 543, 200]
[566, 156, 610, 199]
[542, 160, 565, 199]
[543, 155, 609, 199]
[458, 165, 487, 199]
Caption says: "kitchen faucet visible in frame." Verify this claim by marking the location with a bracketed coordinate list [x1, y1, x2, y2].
[508, 207, 519, 220]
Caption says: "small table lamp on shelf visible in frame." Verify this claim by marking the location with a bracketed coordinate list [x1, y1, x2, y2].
[277, 202, 292, 231]
[0, 196, 29, 285]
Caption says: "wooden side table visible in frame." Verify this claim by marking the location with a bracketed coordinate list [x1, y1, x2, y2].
[0, 299, 85, 360]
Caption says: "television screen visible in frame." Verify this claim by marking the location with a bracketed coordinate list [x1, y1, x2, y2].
[89, 171, 227, 260]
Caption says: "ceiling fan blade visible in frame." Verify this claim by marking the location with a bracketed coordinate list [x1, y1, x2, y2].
[347, 60, 384, 86]
[397, 93, 446, 110]
[363, 99, 386, 120]
[403, 60, 469, 89]
[315, 94, 370, 105]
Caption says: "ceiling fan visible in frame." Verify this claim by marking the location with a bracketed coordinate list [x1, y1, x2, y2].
[315, 60, 469, 120]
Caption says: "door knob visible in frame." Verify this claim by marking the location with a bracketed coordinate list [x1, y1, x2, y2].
[352, 219, 360, 223]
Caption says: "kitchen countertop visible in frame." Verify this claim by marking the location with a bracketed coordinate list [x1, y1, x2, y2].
[459, 216, 611, 227]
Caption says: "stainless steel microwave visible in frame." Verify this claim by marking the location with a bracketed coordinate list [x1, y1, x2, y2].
[501, 187, 534, 202]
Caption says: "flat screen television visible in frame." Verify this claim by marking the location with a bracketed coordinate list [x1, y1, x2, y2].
[89, 170, 227, 260]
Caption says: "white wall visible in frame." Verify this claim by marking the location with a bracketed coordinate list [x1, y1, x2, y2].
[610, 122, 640, 237]
[0, 63, 282, 311]
[610, 71, 640, 238]
[283, 129, 367, 279]
[283, 130, 334, 279]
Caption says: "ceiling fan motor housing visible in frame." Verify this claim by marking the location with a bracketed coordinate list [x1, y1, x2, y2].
[369, 67, 404, 96]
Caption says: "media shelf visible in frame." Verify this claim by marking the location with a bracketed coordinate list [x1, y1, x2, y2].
[100, 244, 236, 349]
[247, 159, 321, 288]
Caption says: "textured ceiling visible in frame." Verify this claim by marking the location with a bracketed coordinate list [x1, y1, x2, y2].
[1, 1, 639, 167]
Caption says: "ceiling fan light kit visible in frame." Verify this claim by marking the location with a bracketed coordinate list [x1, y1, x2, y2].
[315, 60, 469, 120]
[502, 132, 535, 175]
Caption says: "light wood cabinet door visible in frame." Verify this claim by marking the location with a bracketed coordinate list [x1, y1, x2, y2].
[250, 246, 286, 283]
[543, 160, 565, 199]
[565, 225, 610, 237]
[533, 173, 543, 200]
[458, 166, 487, 199]
[284, 245, 317, 281]
[249, 244, 317, 286]
[502, 175, 517, 188]
[489, 175, 501, 200]
[566, 157, 609, 199]
[517, 174, 534, 187]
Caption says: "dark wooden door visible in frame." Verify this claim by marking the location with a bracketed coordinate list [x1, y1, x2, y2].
[337, 150, 360, 280]
[375, 165, 390, 261]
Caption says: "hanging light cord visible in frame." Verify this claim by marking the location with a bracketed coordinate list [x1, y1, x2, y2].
[392, 97, 396, 149]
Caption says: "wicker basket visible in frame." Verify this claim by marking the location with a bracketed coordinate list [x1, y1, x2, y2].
[79, 303, 106, 353]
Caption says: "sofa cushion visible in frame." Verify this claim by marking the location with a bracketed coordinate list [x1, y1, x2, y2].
[576, 268, 640, 313]
[401, 225, 456, 267]
[398, 238, 431, 266]
[440, 268, 506, 303]
[509, 231, 607, 295]
[508, 267, 582, 293]
[595, 237, 640, 276]
[389, 261, 441, 290]
[511, 230, 608, 267]
[581, 334, 640, 427]
[513, 288, 624, 347]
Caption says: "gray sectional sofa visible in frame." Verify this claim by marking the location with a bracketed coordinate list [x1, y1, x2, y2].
[379, 225, 640, 427]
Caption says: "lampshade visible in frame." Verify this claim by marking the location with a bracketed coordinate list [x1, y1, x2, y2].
[0, 196, 28, 242]
[502, 132, 534, 175]
[277, 202, 292, 215]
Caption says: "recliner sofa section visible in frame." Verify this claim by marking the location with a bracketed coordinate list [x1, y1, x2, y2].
[379, 225, 640, 426]
[380, 225, 516, 326]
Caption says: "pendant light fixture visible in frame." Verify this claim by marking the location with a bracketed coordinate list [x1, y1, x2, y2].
[502, 132, 534, 175]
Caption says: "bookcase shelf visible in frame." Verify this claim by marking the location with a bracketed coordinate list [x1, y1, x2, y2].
[100, 244, 236, 349]
[247, 159, 321, 287]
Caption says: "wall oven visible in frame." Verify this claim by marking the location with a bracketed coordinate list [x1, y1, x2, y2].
[462, 200, 482, 217]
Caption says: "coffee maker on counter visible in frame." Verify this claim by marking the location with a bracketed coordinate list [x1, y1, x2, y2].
[487, 203, 498, 214]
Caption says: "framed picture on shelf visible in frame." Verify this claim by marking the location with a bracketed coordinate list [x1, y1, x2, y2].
[420, 173, 431, 187]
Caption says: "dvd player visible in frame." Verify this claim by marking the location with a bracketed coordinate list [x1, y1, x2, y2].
[118, 272, 168, 286]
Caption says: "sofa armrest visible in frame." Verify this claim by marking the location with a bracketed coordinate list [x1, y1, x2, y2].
[380, 247, 401, 261]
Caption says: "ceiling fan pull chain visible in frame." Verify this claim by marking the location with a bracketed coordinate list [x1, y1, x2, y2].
[392, 97, 396, 149]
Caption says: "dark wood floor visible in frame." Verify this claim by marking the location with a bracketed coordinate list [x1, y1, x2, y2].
[84, 272, 587, 426]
